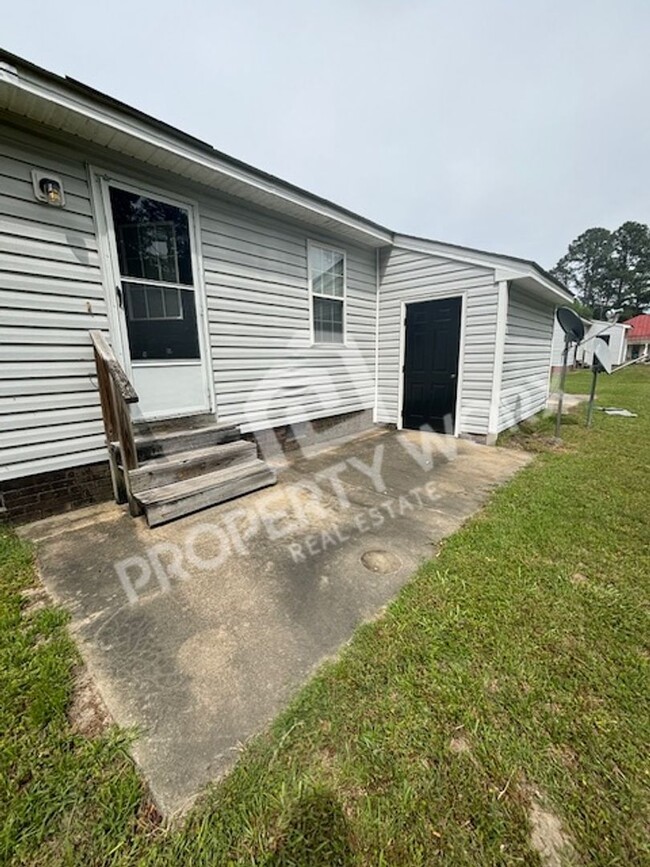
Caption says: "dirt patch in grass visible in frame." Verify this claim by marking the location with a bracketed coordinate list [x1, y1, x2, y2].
[498, 413, 581, 453]
[448, 733, 472, 755]
[67, 664, 113, 738]
[20, 584, 50, 616]
[525, 785, 577, 867]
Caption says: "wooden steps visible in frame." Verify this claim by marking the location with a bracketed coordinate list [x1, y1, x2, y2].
[125, 419, 276, 527]
[128, 440, 258, 493]
[134, 422, 240, 461]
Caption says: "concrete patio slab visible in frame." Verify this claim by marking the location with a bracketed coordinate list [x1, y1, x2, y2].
[21, 430, 531, 815]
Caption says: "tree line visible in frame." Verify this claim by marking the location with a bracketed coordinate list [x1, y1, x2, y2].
[551, 221, 650, 320]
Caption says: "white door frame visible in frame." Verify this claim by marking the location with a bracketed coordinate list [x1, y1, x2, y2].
[89, 166, 215, 419]
[398, 292, 467, 437]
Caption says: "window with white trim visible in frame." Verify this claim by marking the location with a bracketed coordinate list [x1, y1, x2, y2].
[309, 243, 345, 344]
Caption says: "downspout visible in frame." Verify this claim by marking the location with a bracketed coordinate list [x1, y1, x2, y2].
[373, 247, 381, 423]
[487, 279, 509, 444]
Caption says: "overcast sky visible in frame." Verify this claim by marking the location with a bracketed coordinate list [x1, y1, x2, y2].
[4, 0, 650, 267]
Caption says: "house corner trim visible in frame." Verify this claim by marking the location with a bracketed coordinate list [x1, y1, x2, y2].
[488, 279, 509, 438]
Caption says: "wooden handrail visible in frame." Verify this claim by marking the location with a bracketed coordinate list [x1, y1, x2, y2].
[90, 330, 142, 517]
[90, 330, 139, 403]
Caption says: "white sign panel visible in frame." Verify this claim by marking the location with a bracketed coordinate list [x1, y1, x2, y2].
[594, 336, 612, 374]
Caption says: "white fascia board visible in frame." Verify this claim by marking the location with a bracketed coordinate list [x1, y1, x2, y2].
[495, 268, 571, 305]
[0, 62, 19, 84]
[0, 66, 392, 247]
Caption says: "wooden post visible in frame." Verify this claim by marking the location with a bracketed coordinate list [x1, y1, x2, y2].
[586, 365, 599, 428]
[554, 335, 571, 439]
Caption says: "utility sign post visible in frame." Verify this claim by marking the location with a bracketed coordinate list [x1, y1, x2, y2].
[586, 336, 612, 427]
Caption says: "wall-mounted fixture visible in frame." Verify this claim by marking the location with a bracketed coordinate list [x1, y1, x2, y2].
[31, 170, 65, 207]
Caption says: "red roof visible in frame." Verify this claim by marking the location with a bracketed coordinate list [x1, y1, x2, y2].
[625, 314, 650, 340]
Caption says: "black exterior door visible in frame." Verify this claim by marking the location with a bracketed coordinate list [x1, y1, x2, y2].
[403, 297, 461, 432]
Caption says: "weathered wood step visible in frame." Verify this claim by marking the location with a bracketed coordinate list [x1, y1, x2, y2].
[135, 422, 240, 461]
[135, 459, 277, 527]
[128, 440, 258, 494]
[133, 413, 217, 437]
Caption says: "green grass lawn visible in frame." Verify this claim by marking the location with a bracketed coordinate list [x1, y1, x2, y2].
[2, 367, 649, 866]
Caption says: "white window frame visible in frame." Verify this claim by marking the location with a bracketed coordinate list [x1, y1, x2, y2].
[307, 240, 347, 346]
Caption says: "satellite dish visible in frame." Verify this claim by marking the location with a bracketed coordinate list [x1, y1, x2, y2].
[556, 307, 585, 343]
[593, 336, 612, 374]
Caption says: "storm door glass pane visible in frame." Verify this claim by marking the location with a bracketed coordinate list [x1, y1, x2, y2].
[123, 283, 199, 359]
[109, 185, 200, 360]
[109, 187, 193, 284]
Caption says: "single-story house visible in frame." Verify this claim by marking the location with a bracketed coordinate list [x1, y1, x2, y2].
[576, 320, 629, 368]
[623, 314, 650, 360]
[0, 49, 571, 524]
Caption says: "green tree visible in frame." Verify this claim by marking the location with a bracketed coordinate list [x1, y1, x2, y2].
[551, 222, 650, 318]
[610, 222, 650, 317]
[571, 298, 595, 319]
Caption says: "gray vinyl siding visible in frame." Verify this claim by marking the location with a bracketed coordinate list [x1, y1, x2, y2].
[0, 122, 377, 481]
[377, 247, 498, 435]
[0, 129, 109, 481]
[198, 199, 376, 432]
[498, 286, 554, 431]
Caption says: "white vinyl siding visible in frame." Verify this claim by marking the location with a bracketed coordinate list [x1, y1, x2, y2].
[0, 128, 109, 481]
[498, 286, 555, 432]
[0, 121, 378, 482]
[199, 200, 375, 432]
[377, 247, 498, 436]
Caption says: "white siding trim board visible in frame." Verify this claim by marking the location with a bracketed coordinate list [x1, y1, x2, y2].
[487, 280, 509, 443]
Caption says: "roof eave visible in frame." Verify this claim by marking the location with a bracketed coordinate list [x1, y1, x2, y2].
[0, 55, 393, 248]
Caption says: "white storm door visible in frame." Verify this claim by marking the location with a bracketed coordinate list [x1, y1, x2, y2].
[103, 181, 211, 420]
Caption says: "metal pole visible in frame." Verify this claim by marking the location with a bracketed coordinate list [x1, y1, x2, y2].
[586, 365, 598, 428]
[555, 335, 570, 439]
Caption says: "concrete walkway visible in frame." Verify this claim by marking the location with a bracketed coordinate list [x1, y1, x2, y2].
[22, 429, 530, 815]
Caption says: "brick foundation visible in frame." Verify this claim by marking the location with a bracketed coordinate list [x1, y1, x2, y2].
[1, 462, 113, 524]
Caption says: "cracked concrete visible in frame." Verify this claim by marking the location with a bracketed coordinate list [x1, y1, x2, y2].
[21, 429, 530, 815]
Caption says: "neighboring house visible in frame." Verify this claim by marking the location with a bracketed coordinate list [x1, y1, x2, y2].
[623, 314, 650, 360]
[551, 316, 629, 372]
[576, 320, 629, 368]
[550, 314, 588, 371]
[0, 50, 571, 523]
